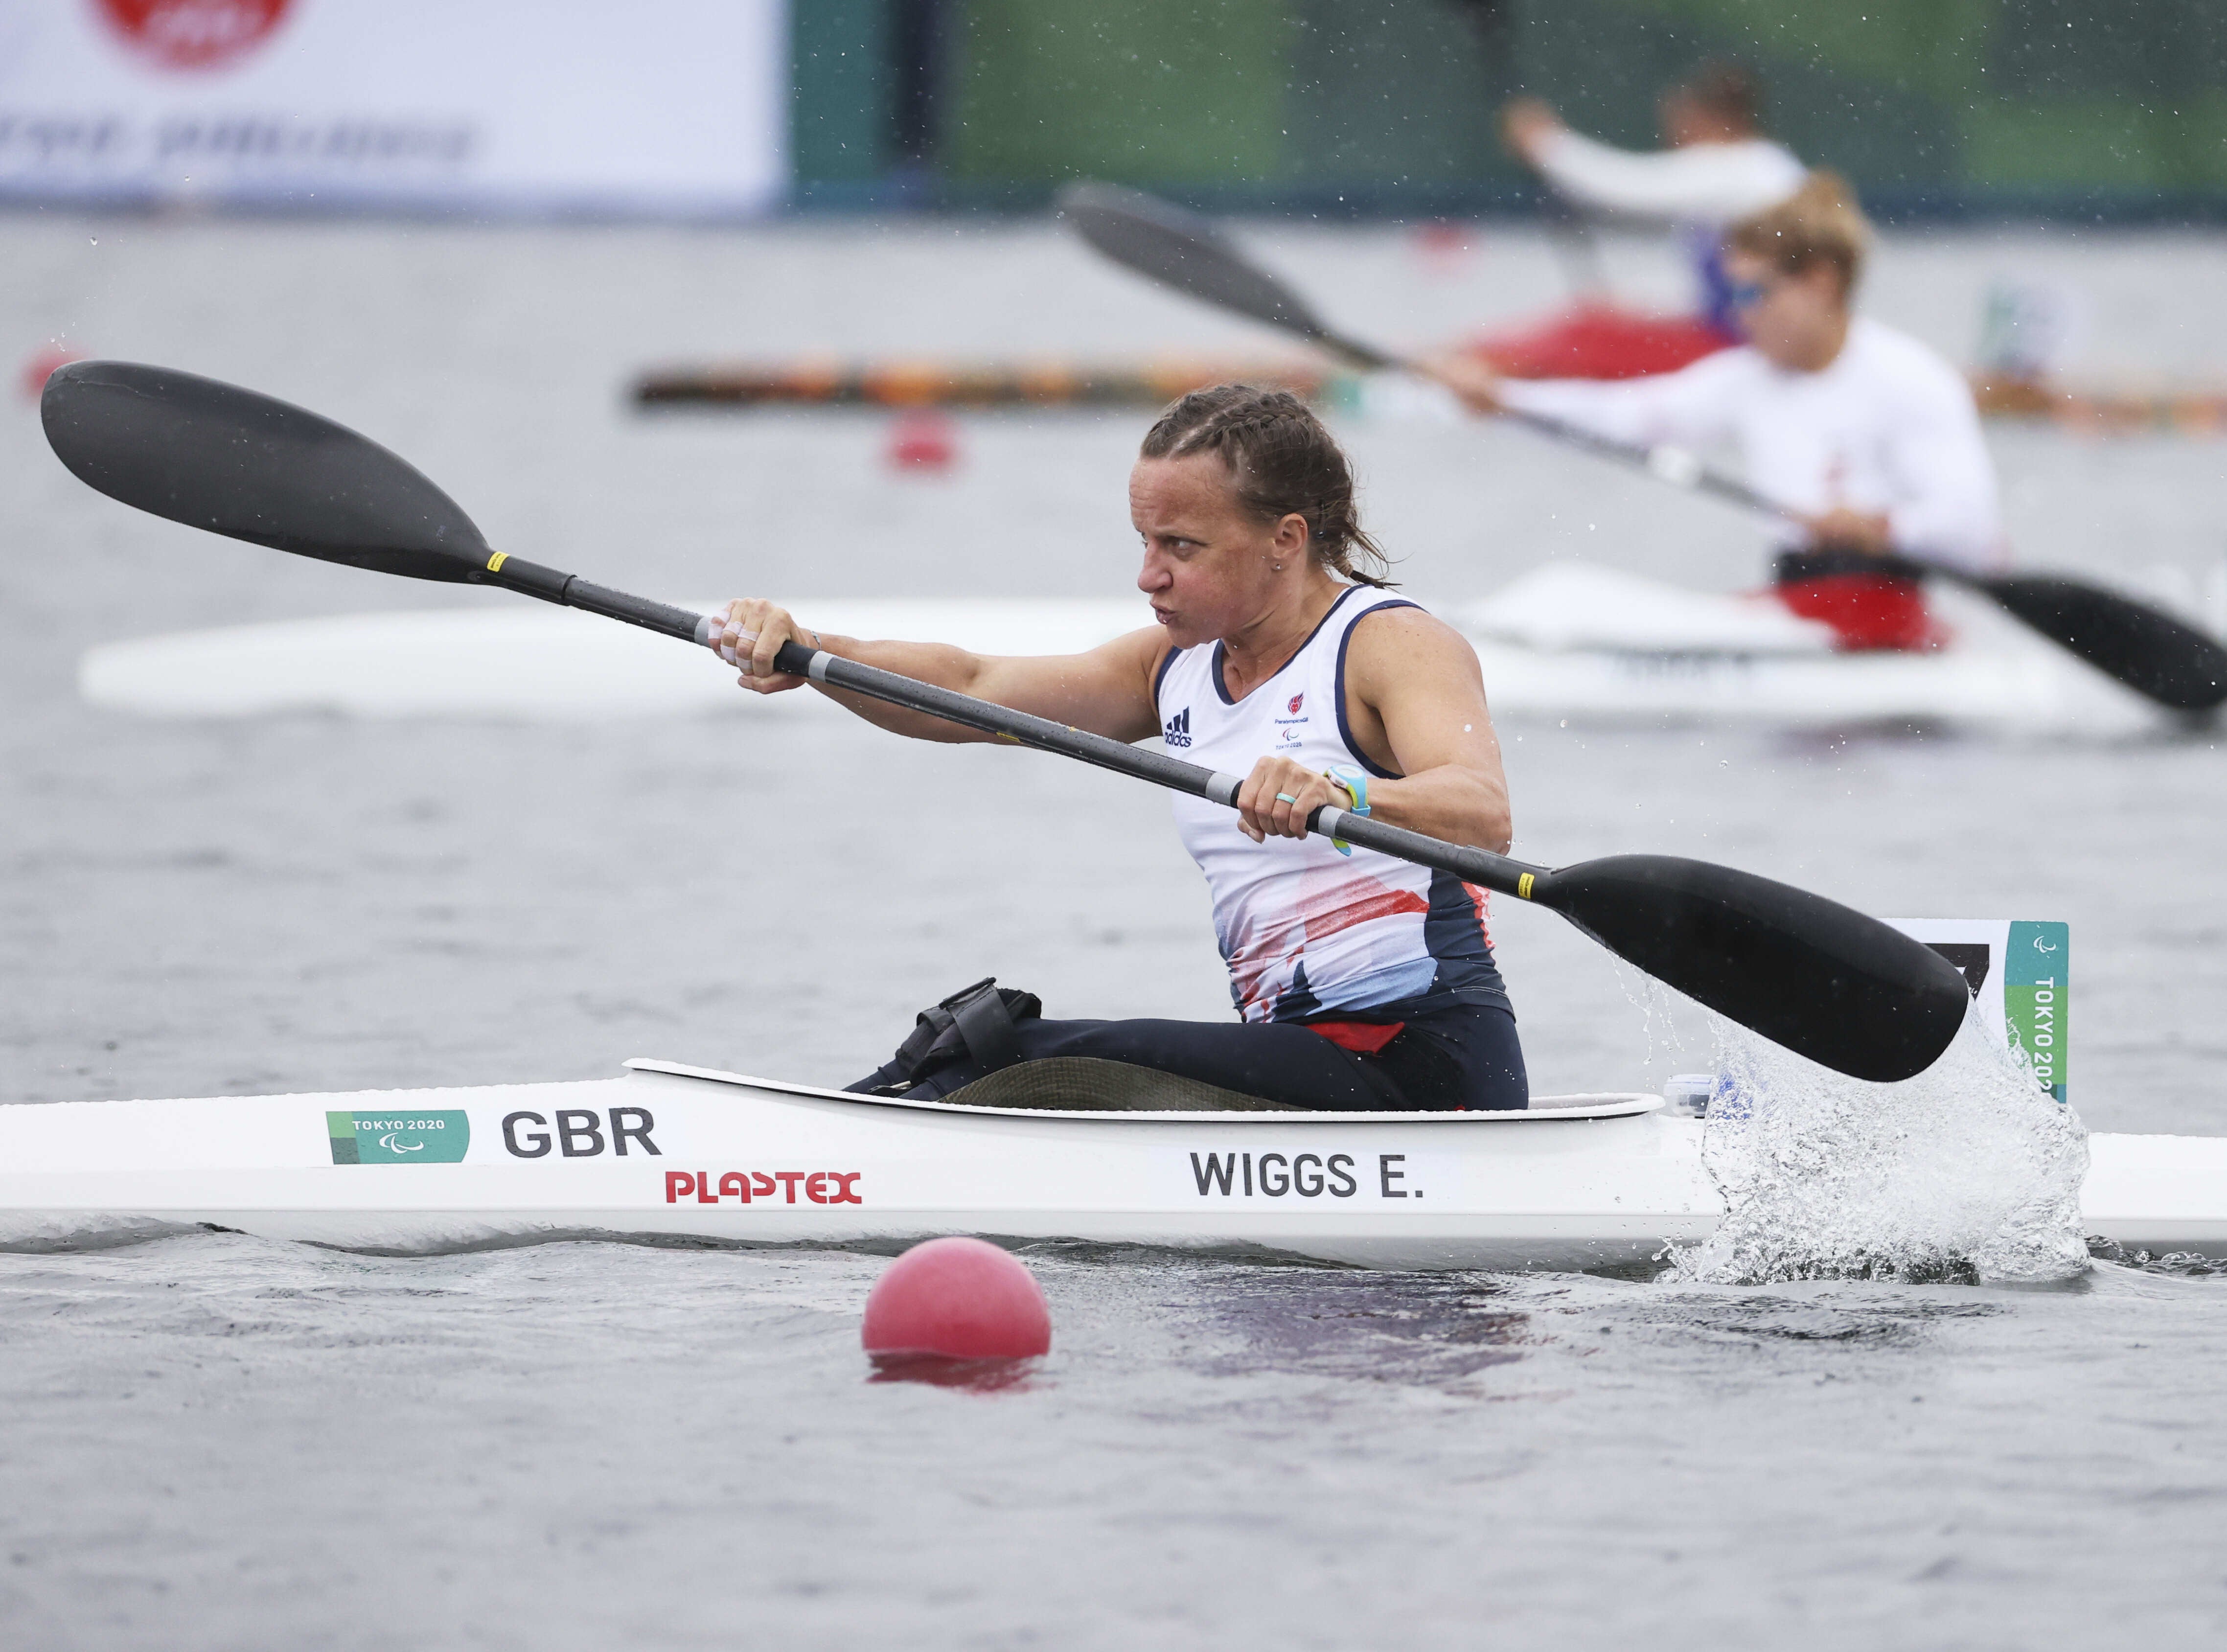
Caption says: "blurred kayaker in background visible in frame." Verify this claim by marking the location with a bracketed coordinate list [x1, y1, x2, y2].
[711, 385, 1529, 1110]
[1433, 174, 2004, 652]
[1479, 61, 1808, 381]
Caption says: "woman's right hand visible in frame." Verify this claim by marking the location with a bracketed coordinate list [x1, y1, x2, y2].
[1422, 350, 1505, 416]
[710, 598, 821, 695]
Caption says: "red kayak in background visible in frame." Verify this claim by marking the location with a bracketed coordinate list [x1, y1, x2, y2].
[1468, 299, 1734, 382]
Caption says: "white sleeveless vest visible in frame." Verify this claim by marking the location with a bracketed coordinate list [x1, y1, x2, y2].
[1154, 587, 1509, 1024]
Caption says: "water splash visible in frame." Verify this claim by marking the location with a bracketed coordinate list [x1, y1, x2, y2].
[1670, 1004, 2089, 1285]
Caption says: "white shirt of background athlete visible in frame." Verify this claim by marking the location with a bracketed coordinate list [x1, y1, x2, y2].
[1499, 318, 2004, 571]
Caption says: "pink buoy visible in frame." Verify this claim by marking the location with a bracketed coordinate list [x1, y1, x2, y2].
[885, 409, 959, 472]
[861, 1236, 1051, 1361]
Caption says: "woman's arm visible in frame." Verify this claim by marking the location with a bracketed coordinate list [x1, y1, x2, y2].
[710, 598, 1170, 744]
[1425, 347, 1749, 454]
[1231, 607, 1512, 854]
[1493, 349, 1748, 452]
[1525, 129, 1807, 223]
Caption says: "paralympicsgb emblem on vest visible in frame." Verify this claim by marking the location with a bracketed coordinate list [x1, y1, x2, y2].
[1288, 692, 1304, 714]
[1164, 706, 1192, 747]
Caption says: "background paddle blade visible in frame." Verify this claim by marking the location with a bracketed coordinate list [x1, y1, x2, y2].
[1978, 574, 2227, 712]
[1534, 854, 1969, 1083]
[1057, 181, 1340, 347]
[42, 360, 489, 583]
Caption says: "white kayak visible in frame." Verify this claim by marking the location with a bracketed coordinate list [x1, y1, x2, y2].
[1454, 563, 2163, 731]
[78, 597, 1142, 722]
[2, 1059, 2220, 1270]
[77, 565, 2184, 732]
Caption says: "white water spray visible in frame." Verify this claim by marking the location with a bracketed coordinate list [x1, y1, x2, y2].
[1671, 1003, 2090, 1285]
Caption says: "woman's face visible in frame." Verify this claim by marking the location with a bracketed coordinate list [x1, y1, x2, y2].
[1130, 452, 1307, 649]
[1723, 247, 1847, 370]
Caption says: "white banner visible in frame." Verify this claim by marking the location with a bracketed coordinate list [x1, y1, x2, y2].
[0, 0, 789, 215]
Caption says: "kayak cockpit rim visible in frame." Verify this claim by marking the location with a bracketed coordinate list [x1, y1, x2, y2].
[620, 1059, 1666, 1123]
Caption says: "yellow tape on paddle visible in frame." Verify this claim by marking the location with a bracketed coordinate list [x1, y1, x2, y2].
[1516, 872, 1534, 900]
[485, 552, 508, 574]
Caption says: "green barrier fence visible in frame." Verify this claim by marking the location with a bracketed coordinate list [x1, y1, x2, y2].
[794, 0, 2227, 218]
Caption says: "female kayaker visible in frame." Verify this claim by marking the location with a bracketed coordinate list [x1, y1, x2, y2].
[1434, 174, 2004, 652]
[711, 384, 1527, 1111]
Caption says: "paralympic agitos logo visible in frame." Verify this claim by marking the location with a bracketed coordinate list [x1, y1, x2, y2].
[328, 1109, 469, 1166]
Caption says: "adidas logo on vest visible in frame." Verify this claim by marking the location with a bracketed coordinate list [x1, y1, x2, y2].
[1163, 706, 1192, 747]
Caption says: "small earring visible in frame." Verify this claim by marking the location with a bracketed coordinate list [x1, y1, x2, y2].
[1273, 562, 1284, 571]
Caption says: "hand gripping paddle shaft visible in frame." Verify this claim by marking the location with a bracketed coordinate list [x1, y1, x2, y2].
[42, 360, 1969, 1084]
[1058, 182, 2227, 714]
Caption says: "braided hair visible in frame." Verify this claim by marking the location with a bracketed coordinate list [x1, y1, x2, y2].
[1139, 385, 1395, 588]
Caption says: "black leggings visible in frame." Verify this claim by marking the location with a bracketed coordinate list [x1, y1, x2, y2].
[888, 1000, 1528, 1112]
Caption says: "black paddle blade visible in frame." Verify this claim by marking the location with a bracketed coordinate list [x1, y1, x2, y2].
[42, 361, 489, 583]
[1057, 181, 1382, 364]
[1976, 574, 2227, 712]
[1533, 854, 1968, 1083]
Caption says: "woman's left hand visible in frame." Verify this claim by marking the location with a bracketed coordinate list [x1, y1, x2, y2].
[1236, 755, 1344, 844]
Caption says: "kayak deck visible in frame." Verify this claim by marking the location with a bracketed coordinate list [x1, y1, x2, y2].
[1, 1060, 2220, 1270]
[689, 1060, 1664, 1123]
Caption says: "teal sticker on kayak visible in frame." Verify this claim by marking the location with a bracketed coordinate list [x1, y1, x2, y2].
[2004, 921, 2068, 1102]
[327, 1110, 471, 1165]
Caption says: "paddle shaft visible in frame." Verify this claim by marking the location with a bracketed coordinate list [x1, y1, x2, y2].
[1308, 328, 1857, 531]
[472, 550, 1550, 903]
[1482, 407, 2017, 599]
[799, 650, 1542, 897]
[473, 551, 706, 642]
